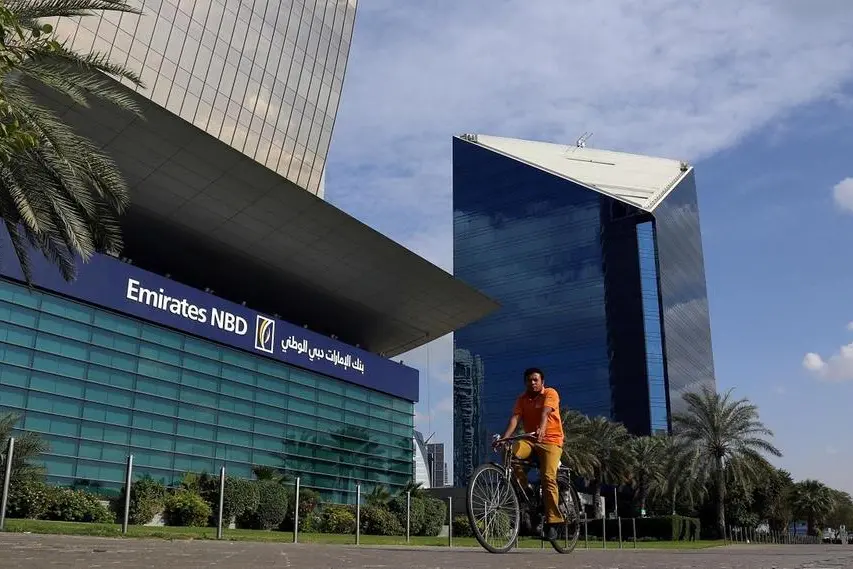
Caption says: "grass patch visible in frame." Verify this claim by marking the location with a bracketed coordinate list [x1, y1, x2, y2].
[0, 519, 724, 549]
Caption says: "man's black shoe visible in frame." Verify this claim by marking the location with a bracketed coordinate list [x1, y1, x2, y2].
[544, 522, 560, 541]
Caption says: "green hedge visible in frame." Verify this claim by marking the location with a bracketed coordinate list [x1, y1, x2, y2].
[111, 475, 166, 526]
[583, 515, 701, 541]
[236, 480, 290, 530]
[163, 490, 212, 527]
[452, 514, 474, 537]
[360, 504, 404, 536]
[6, 479, 113, 523]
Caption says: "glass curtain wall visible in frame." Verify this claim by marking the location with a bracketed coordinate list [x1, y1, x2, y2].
[0, 278, 412, 504]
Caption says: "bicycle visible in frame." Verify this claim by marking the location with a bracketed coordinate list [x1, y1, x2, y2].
[465, 432, 582, 554]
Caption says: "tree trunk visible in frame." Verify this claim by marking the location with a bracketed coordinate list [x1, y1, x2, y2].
[593, 482, 603, 519]
[638, 487, 650, 517]
[715, 457, 726, 539]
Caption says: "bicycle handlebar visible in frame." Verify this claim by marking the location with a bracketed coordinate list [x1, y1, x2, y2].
[492, 432, 537, 445]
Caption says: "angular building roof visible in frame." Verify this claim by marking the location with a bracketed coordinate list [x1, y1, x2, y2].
[458, 134, 692, 212]
[24, 81, 499, 358]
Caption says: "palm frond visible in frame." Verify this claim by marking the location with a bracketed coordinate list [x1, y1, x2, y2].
[0, 412, 51, 481]
[6, 0, 140, 27]
[19, 45, 145, 115]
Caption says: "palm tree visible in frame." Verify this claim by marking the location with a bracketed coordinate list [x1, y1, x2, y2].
[0, 1, 144, 282]
[628, 435, 667, 516]
[365, 485, 392, 507]
[251, 464, 286, 482]
[560, 409, 599, 478]
[399, 480, 427, 499]
[826, 489, 853, 529]
[583, 415, 635, 518]
[672, 385, 782, 539]
[657, 434, 707, 516]
[0, 412, 49, 482]
[791, 479, 835, 536]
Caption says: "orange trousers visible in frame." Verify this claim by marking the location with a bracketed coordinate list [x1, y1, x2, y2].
[512, 439, 564, 524]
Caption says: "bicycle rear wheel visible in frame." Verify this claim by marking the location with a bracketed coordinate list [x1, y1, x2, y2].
[548, 475, 582, 554]
[466, 463, 521, 554]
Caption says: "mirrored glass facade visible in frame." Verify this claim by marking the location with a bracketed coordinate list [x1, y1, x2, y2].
[52, 0, 357, 195]
[451, 138, 715, 484]
[653, 171, 716, 416]
[0, 278, 413, 504]
[637, 222, 669, 433]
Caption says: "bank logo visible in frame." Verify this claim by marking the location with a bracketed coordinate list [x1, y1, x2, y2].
[254, 314, 275, 354]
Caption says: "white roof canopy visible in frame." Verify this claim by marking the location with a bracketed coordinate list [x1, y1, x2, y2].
[460, 134, 692, 212]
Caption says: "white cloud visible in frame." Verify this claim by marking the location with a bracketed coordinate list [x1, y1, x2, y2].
[803, 344, 853, 382]
[772, 385, 788, 395]
[328, 0, 853, 268]
[323, 1, 853, 474]
[833, 178, 853, 213]
[847, 321, 853, 331]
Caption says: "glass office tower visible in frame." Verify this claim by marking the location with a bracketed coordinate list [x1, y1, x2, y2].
[52, 0, 357, 196]
[452, 134, 716, 484]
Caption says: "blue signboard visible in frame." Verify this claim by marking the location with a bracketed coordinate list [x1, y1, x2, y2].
[0, 231, 419, 402]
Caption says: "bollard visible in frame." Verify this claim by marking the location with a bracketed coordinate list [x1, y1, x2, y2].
[632, 517, 637, 549]
[121, 454, 134, 534]
[0, 437, 14, 531]
[293, 477, 301, 544]
[356, 484, 361, 545]
[406, 491, 411, 543]
[216, 465, 225, 539]
[618, 516, 623, 549]
[602, 516, 606, 549]
[448, 497, 453, 547]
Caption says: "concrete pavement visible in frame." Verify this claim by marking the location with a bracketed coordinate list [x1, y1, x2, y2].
[2, 533, 853, 568]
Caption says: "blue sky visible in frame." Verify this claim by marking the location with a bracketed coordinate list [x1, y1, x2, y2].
[322, 0, 853, 493]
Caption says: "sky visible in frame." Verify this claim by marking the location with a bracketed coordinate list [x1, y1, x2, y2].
[322, 0, 853, 494]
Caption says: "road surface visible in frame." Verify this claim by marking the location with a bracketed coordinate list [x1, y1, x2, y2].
[2, 533, 853, 568]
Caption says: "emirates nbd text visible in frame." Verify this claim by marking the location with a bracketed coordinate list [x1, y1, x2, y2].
[125, 278, 248, 335]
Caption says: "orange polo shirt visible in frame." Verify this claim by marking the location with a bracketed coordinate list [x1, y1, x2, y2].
[513, 387, 564, 447]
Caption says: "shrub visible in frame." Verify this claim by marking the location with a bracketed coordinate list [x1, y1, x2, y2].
[452, 514, 474, 538]
[6, 479, 51, 519]
[419, 497, 447, 536]
[360, 504, 404, 536]
[281, 486, 319, 531]
[236, 480, 289, 530]
[163, 490, 212, 527]
[318, 504, 357, 534]
[206, 476, 261, 526]
[44, 487, 113, 523]
[112, 475, 166, 526]
[301, 511, 323, 533]
[584, 515, 701, 541]
[389, 495, 425, 535]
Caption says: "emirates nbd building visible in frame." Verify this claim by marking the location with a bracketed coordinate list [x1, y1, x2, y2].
[0, 223, 495, 505]
[0, 1, 498, 504]
[452, 134, 716, 486]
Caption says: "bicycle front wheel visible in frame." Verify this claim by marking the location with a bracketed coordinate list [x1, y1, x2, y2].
[466, 463, 521, 554]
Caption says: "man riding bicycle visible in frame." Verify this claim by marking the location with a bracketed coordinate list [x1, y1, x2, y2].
[495, 367, 564, 540]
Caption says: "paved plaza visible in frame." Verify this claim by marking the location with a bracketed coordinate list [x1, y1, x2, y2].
[2, 533, 853, 568]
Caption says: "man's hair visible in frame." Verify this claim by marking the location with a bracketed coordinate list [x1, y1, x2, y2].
[523, 367, 544, 382]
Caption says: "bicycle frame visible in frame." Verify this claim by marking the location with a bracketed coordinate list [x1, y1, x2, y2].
[491, 432, 574, 511]
[490, 433, 540, 506]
